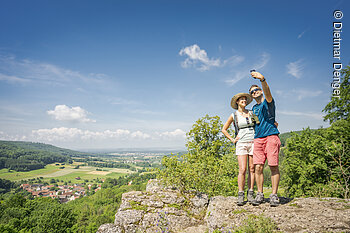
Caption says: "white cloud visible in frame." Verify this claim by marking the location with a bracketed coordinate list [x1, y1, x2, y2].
[292, 89, 322, 101]
[297, 31, 305, 39]
[277, 110, 324, 120]
[131, 131, 151, 139]
[0, 73, 29, 84]
[225, 52, 270, 86]
[31, 127, 153, 142]
[297, 29, 308, 39]
[275, 90, 283, 96]
[0, 131, 27, 141]
[179, 44, 245, 72]
[287, 59, 304, 79]
[47, 105, 96, 123]
[224, 71, 247, 86]
[254, 52, 270, 70]
[158, 129, 186, 138]
[223, 55, 245, 67]
[33, 127, 84, 141]
[110, 98, 140, 105]
[179, 44, 222, 71]
[0, 55, 107, 85]
[128, 109, 165, 115]
[30, 127, 187, 143]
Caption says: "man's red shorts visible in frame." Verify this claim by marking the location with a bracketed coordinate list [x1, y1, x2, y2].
[253, 134, 281, 166]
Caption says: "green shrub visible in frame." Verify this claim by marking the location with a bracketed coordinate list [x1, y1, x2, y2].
[235, 214, 279, 233]
[282, 119, 350, 198]
[157, 115, 238, 197]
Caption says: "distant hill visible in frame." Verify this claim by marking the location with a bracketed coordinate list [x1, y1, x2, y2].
[0, 140, 93, 157]
[0, 140, 93, 172]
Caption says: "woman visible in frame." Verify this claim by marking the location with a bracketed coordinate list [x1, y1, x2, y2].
[222, 93, 256, 206]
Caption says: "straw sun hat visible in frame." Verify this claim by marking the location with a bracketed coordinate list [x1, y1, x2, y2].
[230, 93, 253, 109]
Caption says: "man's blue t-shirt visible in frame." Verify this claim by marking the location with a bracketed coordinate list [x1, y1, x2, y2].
[252, 98, 280, 138]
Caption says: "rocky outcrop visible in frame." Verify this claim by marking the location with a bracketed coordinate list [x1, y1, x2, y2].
[205, 196, 350, 233]
[97, 180, 350, 233]
[97, 180, 209, 233]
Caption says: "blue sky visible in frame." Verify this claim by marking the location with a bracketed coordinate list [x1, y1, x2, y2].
[0, 0, 348, 150]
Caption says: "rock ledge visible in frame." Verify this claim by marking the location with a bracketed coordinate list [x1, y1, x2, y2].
[97, 180, 350, 233]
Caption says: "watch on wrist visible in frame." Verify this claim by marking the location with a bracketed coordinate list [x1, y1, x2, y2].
[260, 78, 266, 82]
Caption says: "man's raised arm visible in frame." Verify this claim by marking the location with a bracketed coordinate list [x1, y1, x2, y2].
[251, 72, 273, 103]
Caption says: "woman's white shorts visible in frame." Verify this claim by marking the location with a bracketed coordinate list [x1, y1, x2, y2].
[236, 141, 254, 156]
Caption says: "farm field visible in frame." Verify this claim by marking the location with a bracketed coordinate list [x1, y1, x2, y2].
[0, 163, 135, 183]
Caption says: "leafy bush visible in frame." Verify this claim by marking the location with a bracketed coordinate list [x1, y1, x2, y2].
[157, 115, 238, 197]
[0, 195, 76, 233]
[282, 119, 350, 198]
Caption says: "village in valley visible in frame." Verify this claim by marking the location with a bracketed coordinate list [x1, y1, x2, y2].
[20, 182, 102, 203]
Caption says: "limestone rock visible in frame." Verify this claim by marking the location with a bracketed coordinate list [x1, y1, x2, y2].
[103, 180, 209, 233]
[96, 223, 122, 233]
[204, 196, 350, 233]
[98, 180, 350, 233]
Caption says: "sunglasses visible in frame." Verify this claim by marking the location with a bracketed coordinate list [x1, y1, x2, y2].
[250, 88, 261, 95]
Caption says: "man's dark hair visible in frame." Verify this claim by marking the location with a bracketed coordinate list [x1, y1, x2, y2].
[249, 84, 259, 92]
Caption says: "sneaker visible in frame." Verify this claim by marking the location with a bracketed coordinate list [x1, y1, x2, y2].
[247, 190, 255, 203]
[269, 194, 280, 207]
[251, 192, 264, 206]
[237, 191, 244, 206]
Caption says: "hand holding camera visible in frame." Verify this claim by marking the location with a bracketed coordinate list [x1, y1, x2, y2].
[250, 69, 265, 81]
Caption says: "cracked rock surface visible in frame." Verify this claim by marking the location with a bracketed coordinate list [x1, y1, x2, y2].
[97, 180, 350, 233]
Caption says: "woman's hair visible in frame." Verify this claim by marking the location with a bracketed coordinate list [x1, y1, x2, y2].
[236, 96, 247, 103]
[249, 84, 259, 92]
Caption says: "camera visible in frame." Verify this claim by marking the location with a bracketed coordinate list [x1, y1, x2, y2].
[250, 69, 257, 79]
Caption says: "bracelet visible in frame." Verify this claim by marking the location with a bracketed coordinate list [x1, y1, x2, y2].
[260, 78, 266, 82]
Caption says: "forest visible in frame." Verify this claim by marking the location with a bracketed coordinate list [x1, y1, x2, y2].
[0, 173, 156, 233]
[0, 142, 69, 172]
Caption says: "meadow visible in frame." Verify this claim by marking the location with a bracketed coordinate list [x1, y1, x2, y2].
[0, 162, 135, 183]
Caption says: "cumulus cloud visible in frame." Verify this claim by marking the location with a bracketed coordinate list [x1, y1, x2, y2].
[131, 131, 151, 139]
[30, 127, 174, 142]
[0, 131, 27, 141]
[179, 44, 222, 71]
[30, 127, 186, 143]
[47, 105, 96, 123]
[31, 127, 151, 142]
[287, 59, 304, 79]
[158, 129, 186, 138]
[179, 44, 246, 72]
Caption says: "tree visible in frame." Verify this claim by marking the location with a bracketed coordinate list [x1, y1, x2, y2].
[282, 116, 350, 198]
[282, 128, 331, 197]
[323, 64, 350, 123]
[25, 198, 76, 233]
[157, 115, 238, 197]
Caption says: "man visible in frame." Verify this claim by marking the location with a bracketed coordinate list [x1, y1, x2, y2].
[249, 71, 281, 207]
